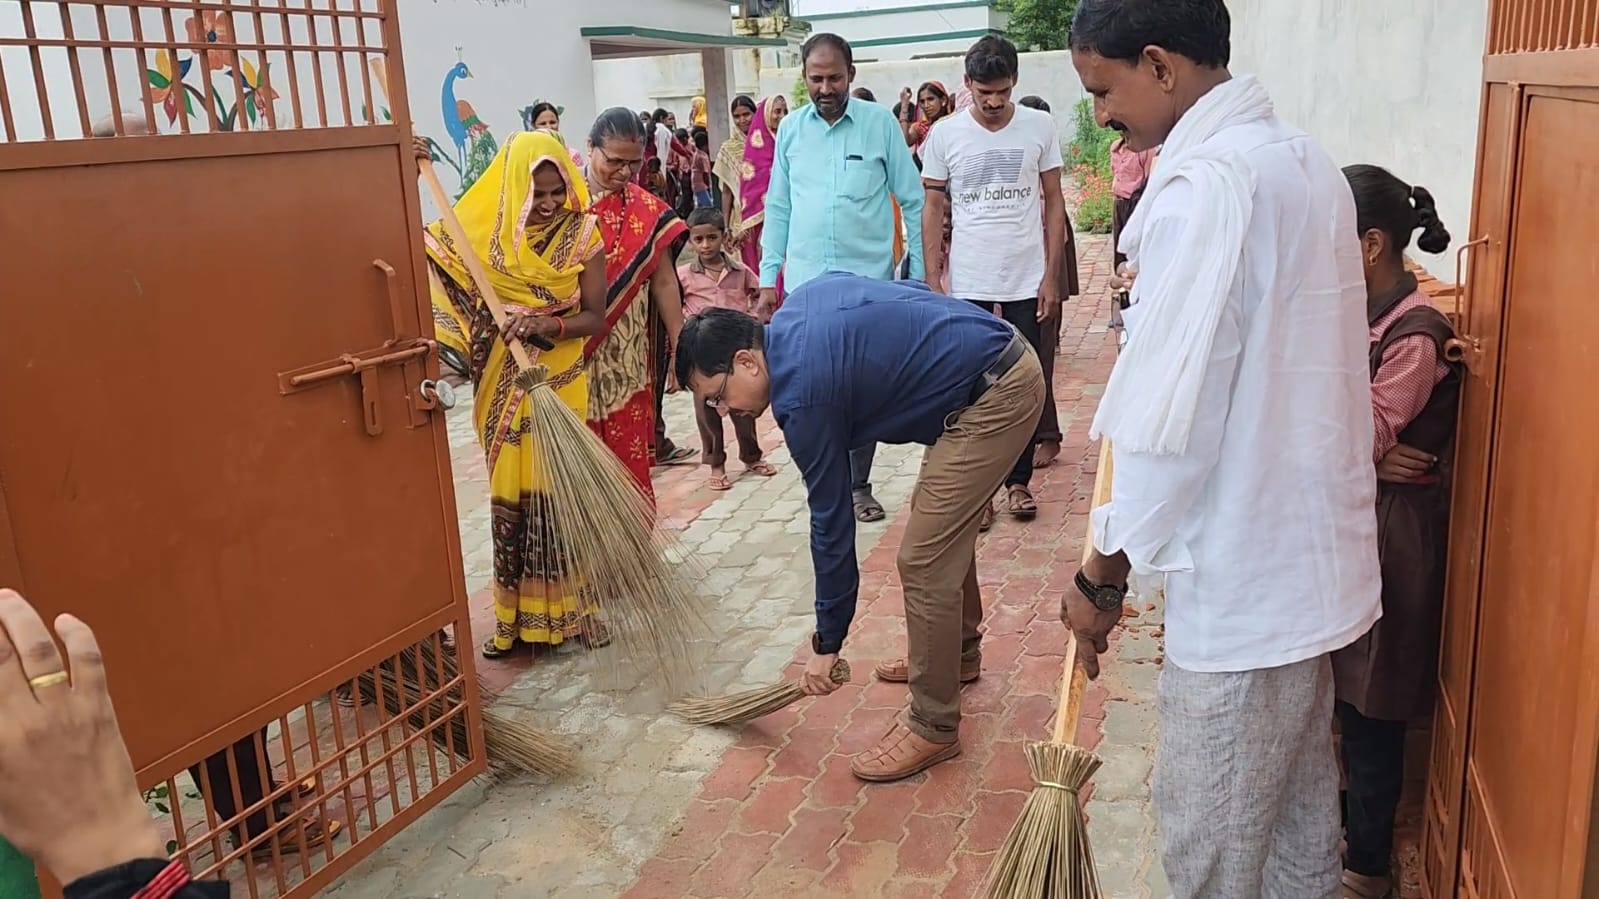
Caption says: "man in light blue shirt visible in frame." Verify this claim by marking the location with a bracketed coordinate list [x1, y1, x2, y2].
[759, 32, 926, 523]
[758, 33, 925, 299]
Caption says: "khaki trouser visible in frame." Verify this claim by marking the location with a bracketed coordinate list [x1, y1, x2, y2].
[899, 345, 1045, 743]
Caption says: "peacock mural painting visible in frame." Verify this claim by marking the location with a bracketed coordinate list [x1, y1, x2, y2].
[364, 54, 499, 201]
[405, 53, 499, 200]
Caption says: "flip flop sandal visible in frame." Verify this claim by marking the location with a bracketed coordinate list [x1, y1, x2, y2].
[1340, 871, 1393, 899]
[979, 501, 997, 533]
[707, 474, 734, 491]
[655, 446, 699, 466]
[854, 496, 886, 523]
[745, 460, 778, 477]
[480, 637, 514, 660]
[1007, 487, 1039, 520]
[248, 818, 342, 861]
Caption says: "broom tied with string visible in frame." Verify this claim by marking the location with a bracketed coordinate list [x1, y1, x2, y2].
[417, 156, 707, 693]
[983, 439, 1115, 899]
[667, 658, 851, 726]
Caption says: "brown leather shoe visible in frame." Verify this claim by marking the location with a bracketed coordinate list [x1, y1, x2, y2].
[873, 657, 980, 684]
[850, 721, 961, 782]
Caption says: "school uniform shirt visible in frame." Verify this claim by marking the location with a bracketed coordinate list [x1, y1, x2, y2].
[1092, 113, 1382, 674]
[920, 106, 1063, 303]
[769, 273, 1014, 653]
[760, 98, 926, 290]
[678, 253, 758, 317]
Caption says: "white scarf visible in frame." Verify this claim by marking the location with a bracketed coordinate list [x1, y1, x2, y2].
[1091, 75, 1275, 455]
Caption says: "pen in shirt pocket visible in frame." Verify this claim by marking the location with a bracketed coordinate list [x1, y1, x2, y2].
[845, 154, 864, 161]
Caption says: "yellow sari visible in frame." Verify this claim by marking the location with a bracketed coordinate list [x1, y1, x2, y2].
[425, 131, 605, 652]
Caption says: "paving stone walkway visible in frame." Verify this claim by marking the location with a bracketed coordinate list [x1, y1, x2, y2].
[323, 233, 1169, 899]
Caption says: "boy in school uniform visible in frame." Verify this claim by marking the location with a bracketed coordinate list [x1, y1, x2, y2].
[677, 208, 779, 491]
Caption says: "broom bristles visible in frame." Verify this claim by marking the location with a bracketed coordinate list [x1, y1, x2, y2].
[667, 659, 851, 726]
[520, 378, 709, 696]
[982, 741, 1104, 899]
[356, 642, 579, 780]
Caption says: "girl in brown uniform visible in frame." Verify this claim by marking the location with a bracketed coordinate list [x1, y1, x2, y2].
[1333, 164, 1460, 899]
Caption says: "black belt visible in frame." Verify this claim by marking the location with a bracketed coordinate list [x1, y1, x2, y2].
[969, 333, 1028, 406]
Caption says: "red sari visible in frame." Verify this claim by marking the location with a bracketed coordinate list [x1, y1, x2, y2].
[585, 183, 687, 505]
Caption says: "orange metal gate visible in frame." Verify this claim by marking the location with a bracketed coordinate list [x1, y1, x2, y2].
[0, 3, 484, 897]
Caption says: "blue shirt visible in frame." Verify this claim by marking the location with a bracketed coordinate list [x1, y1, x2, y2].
[767, 273, 1016, 653]
[760, 98, 926, 290]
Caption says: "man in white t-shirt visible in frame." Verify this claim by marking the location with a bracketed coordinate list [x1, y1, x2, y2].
[919, 34, 1066, 526]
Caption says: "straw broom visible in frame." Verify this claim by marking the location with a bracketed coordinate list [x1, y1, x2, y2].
[668, 658, 851, 726]
[416, 157, 705, 692]
[983, 439, 1114, 899]
[356, 640, 578, 779]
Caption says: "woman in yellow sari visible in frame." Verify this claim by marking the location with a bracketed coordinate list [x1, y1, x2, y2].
[424, 131, 613, 659]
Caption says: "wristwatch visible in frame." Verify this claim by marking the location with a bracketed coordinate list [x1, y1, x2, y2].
[1074, 569, 1128, 612]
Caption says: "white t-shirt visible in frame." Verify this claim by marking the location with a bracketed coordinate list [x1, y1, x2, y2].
[921, 106, 1063, 302]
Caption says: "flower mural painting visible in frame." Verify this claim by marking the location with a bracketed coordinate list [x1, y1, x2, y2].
[147, 50, 194, 125]
[185, 10, 237, 72]
[145, 11, 277, 132]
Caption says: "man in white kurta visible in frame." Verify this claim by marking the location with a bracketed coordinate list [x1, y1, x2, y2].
[1066, 2, 1381, 897]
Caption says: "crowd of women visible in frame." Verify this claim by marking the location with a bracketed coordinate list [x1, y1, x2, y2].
[426, 94, 801, 661]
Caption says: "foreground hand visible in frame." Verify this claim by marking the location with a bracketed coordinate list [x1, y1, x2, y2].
[0, 590, 162, 885]
[1037, 280, 1062, 323]
[412, 136, 433, 163]
[1109, 263, 1137, 293]
[800, 652, 842, 696]
[756, 288, 778, 321]
[1377, 443, 1436, 482]
[502, 312, 558, 343]
[1061, 589, 1122, 680]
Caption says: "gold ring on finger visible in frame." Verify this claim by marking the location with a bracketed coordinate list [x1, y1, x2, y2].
[28, 671, 69, 689]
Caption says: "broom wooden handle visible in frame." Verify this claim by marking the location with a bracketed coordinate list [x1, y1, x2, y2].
[1053, 437, 1115, 745]
[417, 158, 540, 374]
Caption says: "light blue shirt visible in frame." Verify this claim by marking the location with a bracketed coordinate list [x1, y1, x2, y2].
[760, 98, 925, 290]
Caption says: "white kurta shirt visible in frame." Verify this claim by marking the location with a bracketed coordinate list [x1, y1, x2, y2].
[1091, 114, 1381, 673]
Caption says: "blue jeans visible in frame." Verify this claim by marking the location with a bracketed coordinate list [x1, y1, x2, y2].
[694, 189, 713, 209]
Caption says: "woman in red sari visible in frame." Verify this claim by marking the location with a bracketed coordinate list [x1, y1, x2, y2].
[583, 107, 691, 505]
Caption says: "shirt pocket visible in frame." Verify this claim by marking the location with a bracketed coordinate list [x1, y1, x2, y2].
[840, 157, 887, 201]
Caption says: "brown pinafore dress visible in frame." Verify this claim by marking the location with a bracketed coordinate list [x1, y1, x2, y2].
[1332, 279, 1463, 722]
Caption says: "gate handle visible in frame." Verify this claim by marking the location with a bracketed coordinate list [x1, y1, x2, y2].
[1445, 236, 1491, 366]
[373, 258, 408, 338]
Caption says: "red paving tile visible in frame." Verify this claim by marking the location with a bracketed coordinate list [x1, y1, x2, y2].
[625, 235, 1122, 896]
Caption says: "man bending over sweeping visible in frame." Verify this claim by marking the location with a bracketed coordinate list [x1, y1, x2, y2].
[676, 275, 1044, 782]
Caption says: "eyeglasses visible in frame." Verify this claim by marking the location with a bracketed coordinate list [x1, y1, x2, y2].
[705, 370, 731, 410]
[594, 147, 644, 172]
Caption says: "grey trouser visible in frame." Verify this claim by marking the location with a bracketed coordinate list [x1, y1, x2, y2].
[1155, 655, 1341, 899]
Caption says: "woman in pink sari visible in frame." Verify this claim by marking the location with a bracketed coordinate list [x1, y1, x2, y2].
[730, 95, 787, 310]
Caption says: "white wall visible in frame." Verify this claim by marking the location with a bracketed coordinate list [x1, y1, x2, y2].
[800, 3, 1000, 62]
[394, 0, 740, 207]
[1228, 0, 1488, 268]
[593, 50, 769, 126]
[760, 49, 1090, 138]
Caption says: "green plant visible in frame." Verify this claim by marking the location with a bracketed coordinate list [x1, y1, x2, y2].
[1067, 97, 1117, 234]
[1074, 164, 1115, 233]
[791, 73, 810, 109]
[996, 0, 1078, 52]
